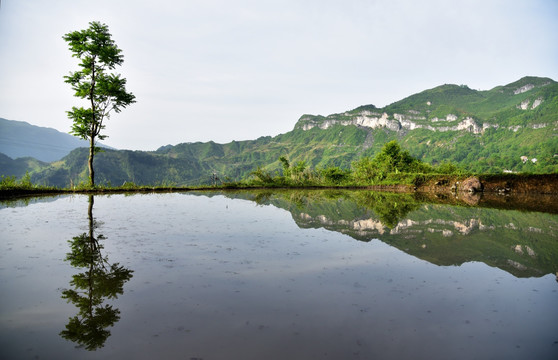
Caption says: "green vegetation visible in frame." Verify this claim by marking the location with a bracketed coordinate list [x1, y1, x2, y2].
[245, 141, 467, 188]
[63, 21, 136, 187]
[3, 140, 555, 197]
[0, 172, 54, 191]
[2, 76, 557, 187]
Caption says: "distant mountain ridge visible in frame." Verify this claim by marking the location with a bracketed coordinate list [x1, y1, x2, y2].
[0, 118, 112, 162]
[1, 76, 557, 186]
[296, 76, 555, 134]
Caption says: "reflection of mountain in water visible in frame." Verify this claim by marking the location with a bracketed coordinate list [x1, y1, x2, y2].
[217, 190, 558, 279]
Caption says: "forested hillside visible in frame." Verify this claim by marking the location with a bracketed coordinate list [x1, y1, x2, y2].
[2, 76, 557, 187]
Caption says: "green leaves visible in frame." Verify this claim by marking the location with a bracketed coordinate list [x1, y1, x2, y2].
[63, 21, 135, 186]
[351, 141, 433, 184]
[321, 166, 350, 185]
[68, 107, 96, 139]
[95, 73, 135, 114]
[62, 21, 123, 69]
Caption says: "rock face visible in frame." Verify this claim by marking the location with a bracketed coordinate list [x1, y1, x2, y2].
[297, 111, 485, 134]
[459, 177, 483, 193]
[514, 84, 534, 94]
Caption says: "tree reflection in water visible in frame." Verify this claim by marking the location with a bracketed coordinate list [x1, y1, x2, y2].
[60, 195, 133, 350]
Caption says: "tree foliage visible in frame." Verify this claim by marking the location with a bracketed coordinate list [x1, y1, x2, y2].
[63, 21, 135, 186]
[351, 141, 432, 183]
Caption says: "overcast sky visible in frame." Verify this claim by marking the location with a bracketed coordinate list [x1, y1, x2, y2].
[1, 0, 557, 150]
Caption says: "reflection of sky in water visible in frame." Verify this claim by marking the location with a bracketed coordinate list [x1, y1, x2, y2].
[1, 193, 557, 360]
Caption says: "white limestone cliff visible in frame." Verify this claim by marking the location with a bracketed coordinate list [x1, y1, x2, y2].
[298, 108, 552, 134]
[299, 111, 484, 134]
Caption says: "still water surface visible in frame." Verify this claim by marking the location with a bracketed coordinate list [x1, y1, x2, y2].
[1, 191, 557, 359]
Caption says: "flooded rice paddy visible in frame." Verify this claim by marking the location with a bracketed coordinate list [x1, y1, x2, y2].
[1, 191, 557, 359]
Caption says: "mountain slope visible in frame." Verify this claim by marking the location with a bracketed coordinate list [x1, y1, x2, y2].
[4, 76, 558, 187]
[0, 152, 48, 179]
[0, 118, 112, 162]
[294, 76, 558, 172]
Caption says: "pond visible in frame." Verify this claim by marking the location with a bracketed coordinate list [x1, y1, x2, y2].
[1, 190, 557, 360]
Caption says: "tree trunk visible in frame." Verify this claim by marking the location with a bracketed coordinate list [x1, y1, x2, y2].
[89, 60, 96, 188]
[89, 136, 95, 187]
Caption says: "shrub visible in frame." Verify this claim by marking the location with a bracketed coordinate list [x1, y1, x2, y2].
[321, 166, 350, 185]
[0, 172, 35, 190]
[250, 167, 275, 185]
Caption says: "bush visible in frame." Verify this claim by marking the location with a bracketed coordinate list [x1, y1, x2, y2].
[0, 172, 35, 190]
[350, 141, 432, 184]
[321, 166, 350, 185]
[250, 167, 275, 185]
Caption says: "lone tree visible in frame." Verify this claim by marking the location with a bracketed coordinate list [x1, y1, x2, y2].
[63, 21, 135, 187]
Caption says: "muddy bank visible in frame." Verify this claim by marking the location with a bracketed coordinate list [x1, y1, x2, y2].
[413, 174, 558, 213]
[416, 174, 558, 194]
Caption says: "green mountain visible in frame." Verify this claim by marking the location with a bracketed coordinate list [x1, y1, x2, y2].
[3, 76, 557, 186]
[296, 76, 558, 170]
[0, 152, 48, 179]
